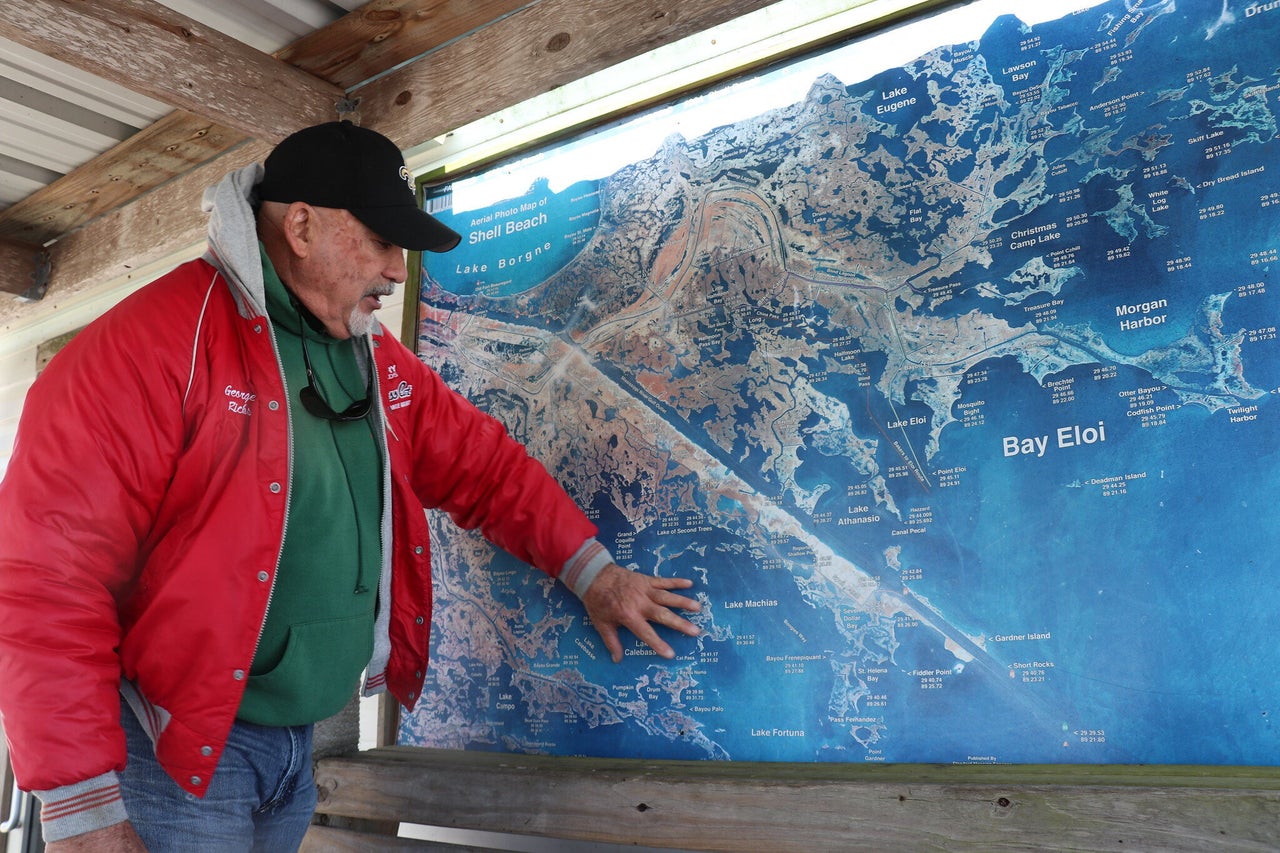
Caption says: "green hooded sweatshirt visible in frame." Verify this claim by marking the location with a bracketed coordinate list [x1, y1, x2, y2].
[238, 246, 383, 726]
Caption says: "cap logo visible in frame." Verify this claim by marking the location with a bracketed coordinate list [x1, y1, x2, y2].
[399, 165, 413, 192]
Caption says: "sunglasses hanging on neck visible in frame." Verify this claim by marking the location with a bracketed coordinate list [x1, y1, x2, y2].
[294, 302, 373, 422]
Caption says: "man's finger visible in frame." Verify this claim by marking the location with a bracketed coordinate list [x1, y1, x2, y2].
[629, 619, 676, 659]
[649, 576, 695, 590]
[651, 589, 701, 613]
[665, 613, 702, 637]
[596, 622, 623, 663]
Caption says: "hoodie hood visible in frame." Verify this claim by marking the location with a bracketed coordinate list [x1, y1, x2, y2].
[202, 163, 267, 318]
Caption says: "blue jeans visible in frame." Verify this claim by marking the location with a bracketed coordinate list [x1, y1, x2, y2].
[119, 701, 317, 852]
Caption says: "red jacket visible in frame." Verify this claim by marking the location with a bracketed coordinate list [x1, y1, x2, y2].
[0, 257, 597, 800]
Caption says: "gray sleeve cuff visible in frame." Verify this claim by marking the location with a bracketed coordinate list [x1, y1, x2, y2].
[34, 771, 129, 843]
[559, 538, 615, 598]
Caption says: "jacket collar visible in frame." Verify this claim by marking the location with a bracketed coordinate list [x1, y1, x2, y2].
[201, 163, 268, 319]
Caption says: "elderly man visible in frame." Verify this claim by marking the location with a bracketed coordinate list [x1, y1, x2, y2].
[0, 121, 701, 851]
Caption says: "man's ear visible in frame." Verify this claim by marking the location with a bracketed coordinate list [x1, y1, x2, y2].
[280, 202, 317, 259]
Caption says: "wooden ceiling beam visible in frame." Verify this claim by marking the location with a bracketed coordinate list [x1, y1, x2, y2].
[280, 0, 535, 91]
[0, 140, 272, 329]
[45, 138, 273, 290]
[355, 0, 780, 148]
[0, 112, 248, 247]
[0, 0, 345, 143]
[0, 237, 48, 300]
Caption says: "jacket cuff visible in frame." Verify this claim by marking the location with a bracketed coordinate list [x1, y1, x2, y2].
[560, 538, 614, 598]
[34, 772, 129, 843]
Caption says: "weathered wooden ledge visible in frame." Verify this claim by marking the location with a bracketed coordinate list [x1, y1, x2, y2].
[305, 747, 1280, 851]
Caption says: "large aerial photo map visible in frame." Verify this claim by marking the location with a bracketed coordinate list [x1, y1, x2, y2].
[402, 0, 1280, 765]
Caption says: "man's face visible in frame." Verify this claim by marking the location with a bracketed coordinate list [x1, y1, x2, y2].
[293, 207, 408, 339]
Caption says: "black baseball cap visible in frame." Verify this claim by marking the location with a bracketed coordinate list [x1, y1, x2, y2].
[257, 121, 461, 253]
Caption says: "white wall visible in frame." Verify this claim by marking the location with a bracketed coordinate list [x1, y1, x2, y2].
[0, 347, 30, 480]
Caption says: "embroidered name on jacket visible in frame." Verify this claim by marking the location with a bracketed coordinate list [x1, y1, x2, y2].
[225, 384, 256, 415]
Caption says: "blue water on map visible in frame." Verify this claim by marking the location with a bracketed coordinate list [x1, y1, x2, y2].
[405, 0, 1280, 767]
[924, 354, 1280, 763]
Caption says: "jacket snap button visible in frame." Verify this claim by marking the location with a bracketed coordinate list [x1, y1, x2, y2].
[257, 571, 269, 582]
[201, 746, 213, 756]
[233, 669, 245, 680]
[269, 482, 282, 494]
[414, 545, 424, 555]
[190, 776, 202, 786]
[415, 616, 424, 625]
[268, 400, 279, 411]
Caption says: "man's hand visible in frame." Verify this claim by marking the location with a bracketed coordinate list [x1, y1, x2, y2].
[46, 821, 147, 852]
[582, 562, 702, 663]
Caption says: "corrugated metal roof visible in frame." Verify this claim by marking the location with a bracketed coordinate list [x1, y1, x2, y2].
[0, 0, 359, 216]
[0, 36, 168, 208]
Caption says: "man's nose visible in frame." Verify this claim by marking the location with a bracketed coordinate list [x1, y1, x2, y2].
[387, 249, 408, 282]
